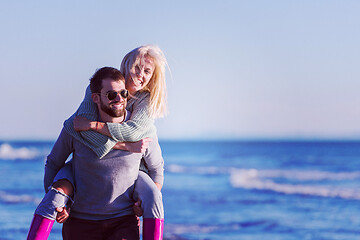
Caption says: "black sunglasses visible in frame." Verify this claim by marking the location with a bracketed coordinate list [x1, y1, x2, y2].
[100, 89, 129, 101]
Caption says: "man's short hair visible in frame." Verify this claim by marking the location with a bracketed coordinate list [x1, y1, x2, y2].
[90, 67, 125, 93]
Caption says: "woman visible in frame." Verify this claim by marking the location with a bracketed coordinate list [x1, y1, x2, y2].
[27, 45, 168, 240]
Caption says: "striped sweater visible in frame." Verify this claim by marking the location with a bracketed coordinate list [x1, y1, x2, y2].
[63, 85, 156, 159]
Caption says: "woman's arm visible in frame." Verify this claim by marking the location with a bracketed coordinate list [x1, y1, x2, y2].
[62, 85, 117, 159]
[74, 116, 112, 138]
[106, 92, 156, 142]
[75, 85, 116, 148]
[77, 89, 155, 142]
[112, 138, 152, 153]
[73, 106, 154, 153]
[71, 90, 156, 158]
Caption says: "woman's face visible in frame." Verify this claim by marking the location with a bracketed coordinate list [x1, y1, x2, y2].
[126, 55, 155, 95]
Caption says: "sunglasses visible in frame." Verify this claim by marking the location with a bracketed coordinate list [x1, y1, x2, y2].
[100, 89, 129, 101]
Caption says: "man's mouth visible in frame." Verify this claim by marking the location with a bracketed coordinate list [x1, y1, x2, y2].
[111, 102, 124, 109]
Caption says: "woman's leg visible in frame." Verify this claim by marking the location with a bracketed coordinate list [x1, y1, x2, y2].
[133, 171, 164, 240]
[27, 161, 75, 240]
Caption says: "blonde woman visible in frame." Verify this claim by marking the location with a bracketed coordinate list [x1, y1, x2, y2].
[27, 45, 168, 240]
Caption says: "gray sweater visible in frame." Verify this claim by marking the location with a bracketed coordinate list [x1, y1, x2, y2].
[44, 128, 164, 220]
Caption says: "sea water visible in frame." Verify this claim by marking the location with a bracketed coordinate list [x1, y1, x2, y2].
[0, 140, 360, 240]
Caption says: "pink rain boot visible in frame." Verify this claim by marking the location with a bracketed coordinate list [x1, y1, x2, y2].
[26, 214, 54, 240]
[143, 218, 164, 240]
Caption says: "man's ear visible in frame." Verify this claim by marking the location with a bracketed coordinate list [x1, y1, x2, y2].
[92, 93, 100, 104]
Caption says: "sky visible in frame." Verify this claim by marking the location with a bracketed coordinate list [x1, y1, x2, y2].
[0, 0, 359, 141]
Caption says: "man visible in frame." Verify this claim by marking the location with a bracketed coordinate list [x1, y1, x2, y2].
[43, 67, 163, 239]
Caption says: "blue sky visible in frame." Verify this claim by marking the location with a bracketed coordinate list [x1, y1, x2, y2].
[0, 1, 359, 140]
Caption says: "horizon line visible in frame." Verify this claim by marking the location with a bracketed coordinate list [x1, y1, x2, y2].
[1, 136, 360, 142]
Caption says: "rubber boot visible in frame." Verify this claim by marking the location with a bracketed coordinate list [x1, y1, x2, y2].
[143, 218, 164, 240]
[26, 214, 54, 240]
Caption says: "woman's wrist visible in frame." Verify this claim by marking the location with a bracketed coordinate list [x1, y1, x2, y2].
[87, 121, 112, 137]
[90, 121, 98, 131]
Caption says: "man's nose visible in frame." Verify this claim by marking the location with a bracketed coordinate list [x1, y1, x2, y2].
[118, 93, 125, 101]
[113, 93, 122, 102]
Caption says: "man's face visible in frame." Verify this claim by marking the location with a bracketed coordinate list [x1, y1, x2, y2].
[98, 79, 127, 118]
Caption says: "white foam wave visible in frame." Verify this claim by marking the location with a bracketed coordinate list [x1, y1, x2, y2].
[230, 169, 360, 200]
[163, 222, 252, 237]
[167, 164, 229, 174]
[0, 190, 40, 204]
[165, 223, 220, 235]
[167, 164, 360, 181]
[167, 164, 360, 200]
[230, 168, 360, 181]
[0, 143, 40, 160]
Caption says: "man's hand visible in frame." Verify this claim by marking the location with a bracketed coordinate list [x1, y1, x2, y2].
[56, 207, 70, 223]
[73, 116, 93, 131]
[133, 200, 143, 216]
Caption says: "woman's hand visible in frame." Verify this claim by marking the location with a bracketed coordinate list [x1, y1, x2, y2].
[113, 138, 152, 153]
[73, 116, 93, 131]
[126, 138, 152, 153]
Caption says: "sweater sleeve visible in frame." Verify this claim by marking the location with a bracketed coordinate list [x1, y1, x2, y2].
[142, 135, 164, 185]
[107, 92, 156, 142]
[77, 85, 119, 155]
[77, 85, 98, 121]
[63, 85, 118, 159]
[44, 128, 74, 191]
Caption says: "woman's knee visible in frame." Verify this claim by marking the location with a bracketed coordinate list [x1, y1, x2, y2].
[137, 181, 161, 201]
[52, 179, 74, 196]
[142, 188, 164, 218]
[151, 187, 162, 202]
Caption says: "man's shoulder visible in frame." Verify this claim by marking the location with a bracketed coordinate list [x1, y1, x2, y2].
[58, 127, 90, 152]
[58, 127, 73, 140]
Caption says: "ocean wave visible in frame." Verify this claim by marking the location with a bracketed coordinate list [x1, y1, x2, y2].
[0, 190, 40, 204]
[166, 164, 229, 175]
[0, 143, 40, 160]
[166, 164, 360, 200]
[166, 164, 360, 180]
[230, 168, 360, 200]
[163, 221, 273, 237]
[229, 168, 360, 181]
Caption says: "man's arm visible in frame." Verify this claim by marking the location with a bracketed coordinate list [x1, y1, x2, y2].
[44, 128, 74, 191]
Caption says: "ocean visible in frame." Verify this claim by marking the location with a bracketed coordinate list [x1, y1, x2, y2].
[0, 140, 360, 240]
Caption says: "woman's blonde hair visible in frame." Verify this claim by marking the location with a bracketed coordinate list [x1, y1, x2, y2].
[120, 45, 168, 118]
